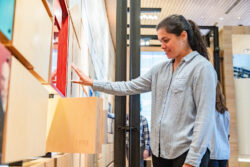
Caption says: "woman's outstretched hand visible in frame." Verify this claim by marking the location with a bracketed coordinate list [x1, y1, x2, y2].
[71, 64, 93, 86]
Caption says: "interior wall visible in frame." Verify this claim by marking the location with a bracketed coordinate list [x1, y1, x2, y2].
[220, 26, 250, 167]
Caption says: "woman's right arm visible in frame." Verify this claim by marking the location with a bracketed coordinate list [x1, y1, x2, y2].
[92, 71, 152, 96]
[72, 64, 152, 96]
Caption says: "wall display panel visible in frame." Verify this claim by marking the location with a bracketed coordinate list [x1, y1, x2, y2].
[8, 0, 53, 83]
[0, 44, 12, 164]
[2, 57, 49, 163]
[56, 17, 69, 96]
[0, 0, 15, 42]
[69, 0, 82, 44]
[235, 79, 250, 158]
[82, 0, 116, 81]
[66, 20, 82, 97]
[46, 97, 104, 153]
[48, 0, 69, 96]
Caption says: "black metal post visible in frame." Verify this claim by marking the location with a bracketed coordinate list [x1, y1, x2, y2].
[213, 26, 221, 81]
[199, 26, 221, 81]
[114, 0, 127, 167]
[129, 0, 141, 167]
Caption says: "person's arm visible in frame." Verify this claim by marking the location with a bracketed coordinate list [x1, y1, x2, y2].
[143, 118, 150, 151]
[142, 117, 150, 159]
[184, 64, 217, 167]
[72, 64, 152, 96]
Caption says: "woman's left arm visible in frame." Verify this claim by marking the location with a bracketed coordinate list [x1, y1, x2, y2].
[184, 63, 217, 166]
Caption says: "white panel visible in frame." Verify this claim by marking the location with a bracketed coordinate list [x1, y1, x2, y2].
[12, 0, 53, 82]
[235, 78, 250, 157]
[2, 57, 49, 163]
[70, 0, 82, 42]
[232, 35, 250, 54]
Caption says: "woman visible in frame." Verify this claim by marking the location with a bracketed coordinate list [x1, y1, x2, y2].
[72, 15, 217, 167]
[208, 82, 230, 167]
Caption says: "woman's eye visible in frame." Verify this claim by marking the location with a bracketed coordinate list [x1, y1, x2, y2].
[163, 40, 168, 43]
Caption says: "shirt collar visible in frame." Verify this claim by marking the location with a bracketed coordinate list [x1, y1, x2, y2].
[170, 51, 199, 64]
[181, 51, 199, 63]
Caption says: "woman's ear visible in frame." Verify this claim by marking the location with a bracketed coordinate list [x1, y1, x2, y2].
[180, 31, 188, 41]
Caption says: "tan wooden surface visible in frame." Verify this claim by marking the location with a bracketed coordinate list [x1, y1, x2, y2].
[54, 153, 73, 167]
[2, 57, 49, 163]
[46, 97, 104, 153]
[12, 0, 52, 82]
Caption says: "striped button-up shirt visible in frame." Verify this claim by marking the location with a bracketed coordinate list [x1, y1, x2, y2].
[93, 51, 217, 166]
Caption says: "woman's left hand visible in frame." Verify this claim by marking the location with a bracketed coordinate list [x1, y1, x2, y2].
[182, 163, 194, 167]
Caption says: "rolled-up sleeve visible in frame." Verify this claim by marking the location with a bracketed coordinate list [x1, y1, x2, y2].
[185, 64, 217, 166]
[92, 69, 152, 96]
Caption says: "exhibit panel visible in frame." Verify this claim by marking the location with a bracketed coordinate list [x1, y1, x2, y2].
[2, 57, 49, 163]
[10, 0, 53, 82]
[46, 97, 104, 154]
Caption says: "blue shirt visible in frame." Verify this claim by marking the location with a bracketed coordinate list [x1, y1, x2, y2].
[125, 115, 150, 150]
[209, 111, 230, 160]
[93, 51, 217, 166]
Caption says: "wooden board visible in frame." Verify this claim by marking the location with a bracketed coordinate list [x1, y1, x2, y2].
[2, 57, 49, 163]
[46, 97, 104, 153]
[11, 0, 52, 82]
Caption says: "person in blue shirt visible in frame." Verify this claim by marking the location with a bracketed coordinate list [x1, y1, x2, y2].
[125, 115, 150, 167]
[72, 15, 217, 167]
[208, 82, 230, 167]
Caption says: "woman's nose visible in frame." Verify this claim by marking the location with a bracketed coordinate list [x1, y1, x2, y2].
[161, 43, 166, 49]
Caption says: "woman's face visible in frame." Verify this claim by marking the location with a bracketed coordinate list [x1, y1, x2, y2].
[157, 28, 187, 59]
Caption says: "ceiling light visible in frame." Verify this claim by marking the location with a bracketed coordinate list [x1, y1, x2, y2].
[140, 14, 158, 20]
[219, 17, 224, 20]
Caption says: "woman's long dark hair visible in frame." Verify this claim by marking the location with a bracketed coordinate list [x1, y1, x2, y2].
[156, 14, 209, 60]
[216, 81, 228, 114]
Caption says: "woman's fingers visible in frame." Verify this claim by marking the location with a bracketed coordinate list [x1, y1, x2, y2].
[71, 64, 84, 78]
[71, 64, 94, 86]
[71, 80, 84, 84]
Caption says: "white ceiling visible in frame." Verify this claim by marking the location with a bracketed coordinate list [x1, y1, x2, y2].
[105, 0, 250, 48]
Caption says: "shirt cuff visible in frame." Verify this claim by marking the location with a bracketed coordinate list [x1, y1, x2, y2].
[92, 80, 104, 91]
[184, 150, 203, 167]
